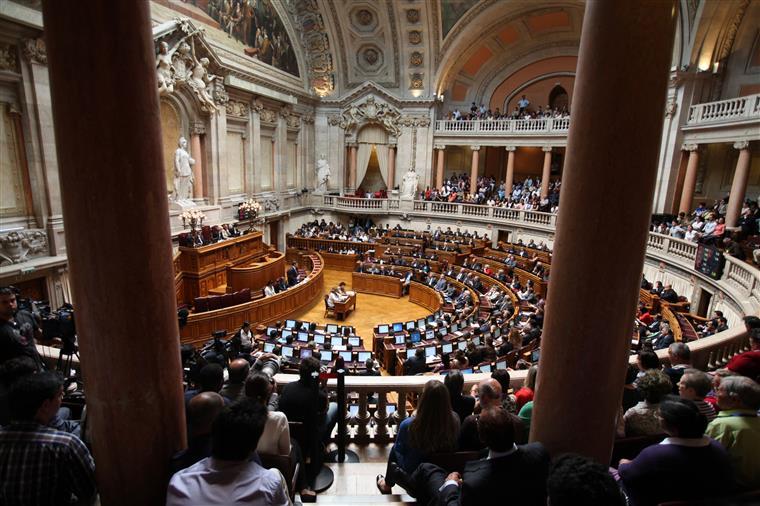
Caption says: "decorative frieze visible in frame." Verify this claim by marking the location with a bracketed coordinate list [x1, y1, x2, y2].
[260, 108, 277, 124]
[328, 96, 402, 137]
[225, 100, 249, 119]
[0, 44, 19, 72]
[21, 38, 46, 65]
[287, 0, 335, 96]
[0, 230, 49, 266]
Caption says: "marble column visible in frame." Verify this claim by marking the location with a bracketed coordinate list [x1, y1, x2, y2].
[470, 145, 480, 195]
[348, 143, 358, 191]
[725, 141, 751, 229]
[41, 1, 186, 505]
[530, 0, 677, 463]
[435, 144, 446, 188]
[387, 144, 396, 190]
[504, 146, 516, 197]
[678, 144, 699, 215]
[190, 122, 205, 200]
[540, 146, 552, 198]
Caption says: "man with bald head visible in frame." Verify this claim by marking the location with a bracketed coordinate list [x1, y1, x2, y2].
[172, 392, 225, 473]
[220, 359, 249, 402]
[459, 378, 526, 451]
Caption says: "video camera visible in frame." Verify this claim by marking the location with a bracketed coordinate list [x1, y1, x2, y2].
[41, 303, 77, 355]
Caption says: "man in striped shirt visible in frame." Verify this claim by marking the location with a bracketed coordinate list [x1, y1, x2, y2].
[0, 371, 96, 505]
[677, 369, 717, 422]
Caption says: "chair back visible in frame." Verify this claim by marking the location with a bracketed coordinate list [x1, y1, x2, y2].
[259, 452, 298, 500]
[610, 433, 665, 466]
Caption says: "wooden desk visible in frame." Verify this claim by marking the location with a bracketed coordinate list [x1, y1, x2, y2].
[319, 251, 359, 271]
[408, 282, 443, 312]
[352, 272, 403, 298]
[334, 293, 356, 320]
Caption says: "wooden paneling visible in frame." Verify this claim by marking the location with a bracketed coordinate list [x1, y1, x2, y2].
[180, 253, 325, 347]
[408, 282, 443, 312]
[352, 272, 403, 298]
[319, 251, 360, 271]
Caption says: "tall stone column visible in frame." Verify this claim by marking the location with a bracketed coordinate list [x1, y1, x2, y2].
[530, 0, 677, 463]
[387, 144, 396, 190]
[348, 143, 358, 191]
[190, 122, 205, 200]
[725, 141, 751, 229]
[435, 144, 446, 188]
[678, 144, 699, 215]
[469, 145, 480, 195]
[41, 1, 186, 505]
[540, 146, 552, 198]
[504, 146, 516, 197]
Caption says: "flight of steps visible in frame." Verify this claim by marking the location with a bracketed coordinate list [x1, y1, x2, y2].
[296, 462, 417, 505]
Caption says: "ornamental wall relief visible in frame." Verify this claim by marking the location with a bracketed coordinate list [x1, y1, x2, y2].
[327, 96, 401, 137]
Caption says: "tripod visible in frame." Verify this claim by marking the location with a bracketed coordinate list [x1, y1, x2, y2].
[56, 339, 80, 377]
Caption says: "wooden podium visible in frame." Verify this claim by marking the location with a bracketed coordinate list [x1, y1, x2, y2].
[177, 232, 264, 303]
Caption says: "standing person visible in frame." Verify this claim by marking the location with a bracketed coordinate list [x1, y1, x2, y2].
[0, 287, 43, 371]
[517, 95, 530, 114]
[0, 372, 96, 505]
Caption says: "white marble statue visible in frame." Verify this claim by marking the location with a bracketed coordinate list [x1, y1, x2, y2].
[187, 41, 217, 111]
[314, 157, 331, 194]
[173, 137, 195, 202]
[400, 168, 419, 199]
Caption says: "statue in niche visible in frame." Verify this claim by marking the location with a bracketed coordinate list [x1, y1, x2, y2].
[314, 157, 331, 194]
[400, 168, 419, 199]
[173, 137, 195, 202]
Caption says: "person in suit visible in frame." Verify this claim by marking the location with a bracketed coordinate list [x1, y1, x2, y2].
[286, 261, 299, 286]
[445, 370, 475, 423]
[409, 407, 550, 505]
[404, 347, 428, 375]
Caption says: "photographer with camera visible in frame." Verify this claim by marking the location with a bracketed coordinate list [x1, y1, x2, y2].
[0, 287, 43, 371]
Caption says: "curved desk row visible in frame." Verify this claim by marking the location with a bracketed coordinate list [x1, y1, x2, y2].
[227, 251, 285, 293]
[180, 252, 325, 347]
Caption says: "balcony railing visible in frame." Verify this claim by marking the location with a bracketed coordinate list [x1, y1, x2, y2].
[434, 117, 570, 135]
[687, 93, 760, 125]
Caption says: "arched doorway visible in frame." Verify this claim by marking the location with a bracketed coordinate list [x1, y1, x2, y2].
[549, 85, 569, 111]
[356, 124, 389, 193]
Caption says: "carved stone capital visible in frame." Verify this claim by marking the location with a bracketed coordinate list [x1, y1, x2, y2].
[212, 81, 229, 106]
[302, 113, 315, 124]
[682, 143, 699, 152]
[21, 38, 46, 65]
[190, 122, 206, 135]
[505, 146, 516, 152]
[470, 145, 480, 152]
[434, 144, 446, 151]
[251, 99, 264, 113]
[733, 141, 750, 151]
[346, 142, 358, 149]
[542, 146, 553, 153]
[664, 98, 677, 118]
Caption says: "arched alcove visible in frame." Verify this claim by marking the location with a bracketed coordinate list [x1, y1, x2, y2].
[549, 84, 569, 111]
[159, 99, 183, 193]
[356, 124, 389, 191]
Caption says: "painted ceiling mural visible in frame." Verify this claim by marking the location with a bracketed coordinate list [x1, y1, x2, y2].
[441, 0, 479, 39]
[165, 0, 299, 77]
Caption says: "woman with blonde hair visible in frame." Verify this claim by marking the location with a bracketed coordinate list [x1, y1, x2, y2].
[376, 380, 460, 494]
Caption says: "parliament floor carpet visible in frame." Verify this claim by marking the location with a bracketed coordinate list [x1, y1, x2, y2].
[288, 269, 430, 341]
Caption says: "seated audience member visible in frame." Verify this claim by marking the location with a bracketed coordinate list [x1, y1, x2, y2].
[547, 454, 625, 506]
[185, 363, 225, 404]
[403, 347, 428, 375]
[663, 342, 691, 393]
[0, 372, 96, 505]
[166, 400, 291, 506]
[231, 321, 254, 358]
[219, 358, 249, 402]
[360, 358, 381, 376]
[624, 369, 672, 436]
[0, 356, 39, 426]
[636, 349, 661, 378]
[660, 284, 679, 303]
[677, 368, 717, 422]
[651, 323, 675, 350]
[460, 378, 514, 451]
[705, 376, 760, 489]
[410, 407, 550, 506]
[618, 397, 734, 506]
[514, 365, 537, 411]
[445, 370, 475, 423]
[491, 369, 518, 414]
[376, 380, 460, 494]
[172, 392, 225, 473]
[726, 328, 760, 382]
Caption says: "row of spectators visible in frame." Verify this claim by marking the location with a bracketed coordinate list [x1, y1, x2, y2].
[419, 173, 561, 212]
[445, 99, 570, 121]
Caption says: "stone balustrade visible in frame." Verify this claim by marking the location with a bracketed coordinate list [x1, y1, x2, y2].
[434, 117, 570, 136]
[687, 93, 760, 125]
